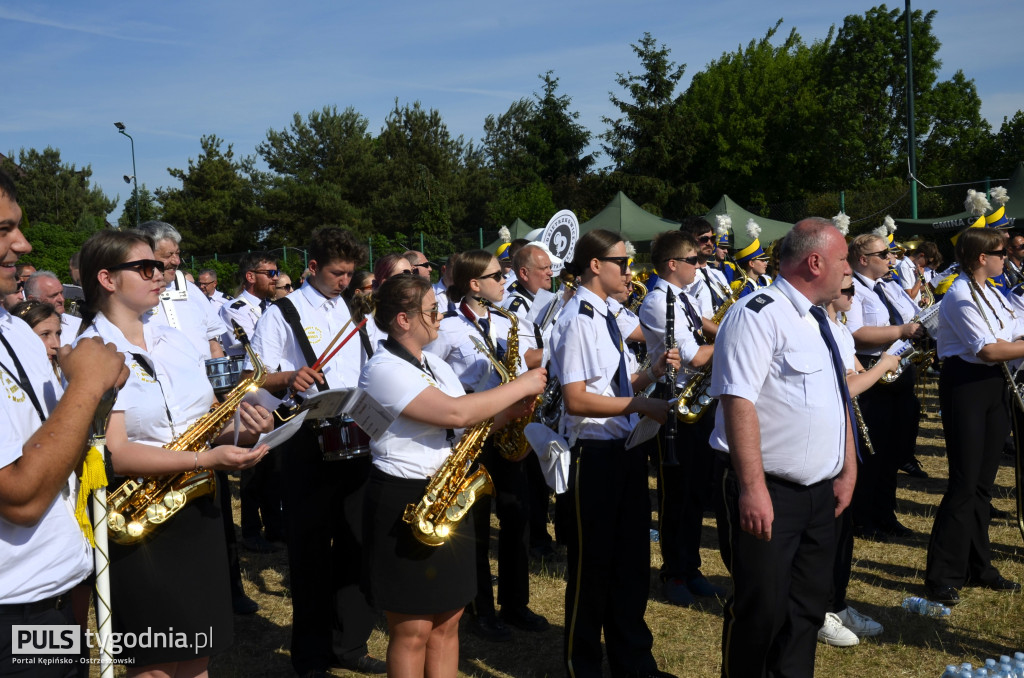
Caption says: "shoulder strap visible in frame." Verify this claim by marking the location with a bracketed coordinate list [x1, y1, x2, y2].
[276, 297, 321, 392]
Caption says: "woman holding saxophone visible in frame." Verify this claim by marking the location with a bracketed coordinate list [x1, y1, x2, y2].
[358, 274, 544, 678]
[75, 230, 273, 675]
[925, 227, 1023, 605]
[423, 249, 547, 639]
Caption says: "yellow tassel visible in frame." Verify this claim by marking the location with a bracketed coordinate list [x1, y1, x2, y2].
[75, 446, 108, 547]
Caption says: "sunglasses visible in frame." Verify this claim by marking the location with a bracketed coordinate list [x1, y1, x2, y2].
[477, 270, 504, 282]
[863, 250, 890, 260]
[276, 283, 293, 291]
[985, 249, 1008, 258]
[418, 303, 441, 323]
[697, 234, 715, 243]
[665, 255, 700, 266]
[841, 286, 855, 297]
[253, 269, 280, 278]
[412, 262, 433, 270]
[597, 256, 630, 274]
[108, 259, 165, 280]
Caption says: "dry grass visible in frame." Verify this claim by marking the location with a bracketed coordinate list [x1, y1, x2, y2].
[93, 377, 1024, 677]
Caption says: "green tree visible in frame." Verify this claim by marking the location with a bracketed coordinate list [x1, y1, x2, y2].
[528, 72, 595, 207]
[18, 221, 98, 283]
[483, 98, 539, 188]
[917, 71, 993, 187]
[993, 111, 1024, 178]
[157, 135, 262, 256]
[602, 33, 698, 217]
[1, 147, 115, 227]
[117, 184, 160, 229]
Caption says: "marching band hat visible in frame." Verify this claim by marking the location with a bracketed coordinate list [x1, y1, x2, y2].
[986, 186, 1011, 229]
[734, 219, 768, 265]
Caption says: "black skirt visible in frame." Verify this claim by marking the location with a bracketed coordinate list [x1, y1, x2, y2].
[362, 466, 477, 615]
[108, 487, 233, 665]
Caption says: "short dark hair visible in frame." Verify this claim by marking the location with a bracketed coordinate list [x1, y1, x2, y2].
[237, 251, 274, 278]
[651, 231, 697, 274]
[566, 229, 623, 277]
[678, 215, 713, 239]
[308, 227, 367, 268]
[0, 169, 17, 203]
[507, 238, 531, 263]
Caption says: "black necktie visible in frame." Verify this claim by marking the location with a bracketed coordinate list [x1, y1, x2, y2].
[476, 316, 505, 362]
[808, 306, 861, 462]
[259, 299, 269, 312]
[872, 282, 901, 326]
[701, 269, 724, 307]
[604, 309, 632, 398]
[677, 291, 705, 344]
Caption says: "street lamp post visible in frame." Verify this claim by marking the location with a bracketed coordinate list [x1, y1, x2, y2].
[114, 122, 140, 228]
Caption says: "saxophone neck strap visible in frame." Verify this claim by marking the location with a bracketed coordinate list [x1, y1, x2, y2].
[129, 351, 179, 439]
[383, 337, 454, 445]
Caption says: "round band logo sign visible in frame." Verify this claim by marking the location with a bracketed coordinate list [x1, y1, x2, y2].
[541, 210, 579, 275]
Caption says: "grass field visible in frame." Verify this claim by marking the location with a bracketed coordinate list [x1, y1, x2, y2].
[97, 378, 1024, 677]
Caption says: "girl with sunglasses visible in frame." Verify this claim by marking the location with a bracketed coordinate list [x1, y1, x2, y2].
[552, 229, 674, 678]
[925, 227, 1023, 606]
[358, 274, 545, 678]
[74, 230, 274, 676]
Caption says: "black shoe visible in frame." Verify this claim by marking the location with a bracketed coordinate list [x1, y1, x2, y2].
[899, 458, 928, 479]
[981, 575, 1021, 592]
[662, 578, 695, 607]
[242, 535, 281, 553]
[336, 654, 387, 674]
[882, 521, 914, 538]
[500, 606, 550, 632]
[530, 543, 556, 559]
[232, 593, 259, 615]
[926, 585, 961, 606]
[686, 575, 727, 598]
[469, 614, 512, 642]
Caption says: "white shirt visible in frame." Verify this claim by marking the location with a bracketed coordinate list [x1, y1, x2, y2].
[209, 289, 229, 308]
[79, 313, 213, 447]
[144, 278, 228, 360]
[609, 298, 642, 375]
[937, 276, 1024, 365]
[425, 304, 522, 392]
[639, 279, 706, 388]
[551, 285, 635, 441]
[60, 313, 82, 347]
[684, 276, 713, 319]
[0, 308, 92, 603]
[502, 281, 556, 352]
[248, 281, 365, 392]
[897, 257, 917, 292]
[698, 266, 732, 310]
[359, 345, 466, 479]
[846, 272, 919, 356]
[220, 289, 265, 356]
[828, 314, 856, 372]
[708, 277, 846, 485]
[433, 281, 453, 314]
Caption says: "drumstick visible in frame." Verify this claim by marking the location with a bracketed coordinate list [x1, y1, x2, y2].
[311, 317, 353, 370]
[313, 317, 368, 372]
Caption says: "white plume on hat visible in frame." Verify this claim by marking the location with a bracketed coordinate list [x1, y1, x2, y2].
[832, 212, 850, 236]
[498, 225, 511, 243]
[715, 213, 732, 236]
[965, 189, 992, 216]
[991, 186, 1010, 207]
[745, 218, 761, 240]
[883, 215, 896, 234]
[872, 224, 888, 237]
[624, 240, 637, 259]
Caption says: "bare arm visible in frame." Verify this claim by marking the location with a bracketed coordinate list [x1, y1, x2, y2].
[833, 407, 857, 517]
[209, 339, 225, 359]
[721, 394, 773, 541]
[846, 353, 899, 397]
[851, 323, 922, 348]
[402, 368, 547, 429]
[0, 339, 129, 526]
[562, 379, 670, 424]
[977, 338, 1024, 363]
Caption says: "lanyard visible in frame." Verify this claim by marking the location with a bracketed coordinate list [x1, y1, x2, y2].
[129, 352, 180, 441]
[0, 330, 46, 423]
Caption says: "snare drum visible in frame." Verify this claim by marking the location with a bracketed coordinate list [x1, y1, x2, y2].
[316, 417, 371, 461]
[205, 356, 245, 395]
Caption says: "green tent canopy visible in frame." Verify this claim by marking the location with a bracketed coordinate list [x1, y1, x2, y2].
[579, 192, 680, 248]
[703, 195, 794, 250]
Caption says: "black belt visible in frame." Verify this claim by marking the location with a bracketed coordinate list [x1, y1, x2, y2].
[716, 452, 833, 491]
[0, 593, 70, 616]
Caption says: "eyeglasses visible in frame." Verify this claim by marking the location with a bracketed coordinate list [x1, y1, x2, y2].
[597, 256, 630, 274]
[253, 269, 280, 278]
[477, 270, 504, 282]
[985, 249, 1008, 258]
[863, 250, 890, 260]
[412, 262, 432, 271]
[664, 256, 700, 266]
[197, 280, 217, 288]
[840, 286, 855, 297]
[418, 303, 441, 323]
[276, 283, 293, 292]
[107, 259, 165, 280]
[697, 234, 715, 243]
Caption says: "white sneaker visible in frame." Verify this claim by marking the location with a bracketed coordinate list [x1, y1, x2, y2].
[837, 605, 883, 638]
[818, 612, 859, 647]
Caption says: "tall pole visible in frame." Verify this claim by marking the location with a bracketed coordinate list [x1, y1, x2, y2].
[115, 123, 140, 227]
[905, 0, 918, 218]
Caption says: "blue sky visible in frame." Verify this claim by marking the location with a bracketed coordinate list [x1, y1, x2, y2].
[4, 0, 1022, 224]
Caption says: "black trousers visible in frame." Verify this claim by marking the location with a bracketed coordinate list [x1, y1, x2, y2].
[564, 439, 656, 678]
[0, 598, 79, 677]
[471, 444, 531, 615]
[653, 407, 717, 581]
[719, 466, 835, 678]
[828, 510, 855, 613]
[240, 448, 284, 540]
[526, 452, 555, 549]
[282, 427, 374, 674]
[926, 357, 1005, 589]
[216, 470, 246, 598]
[852, 361, 920, 530]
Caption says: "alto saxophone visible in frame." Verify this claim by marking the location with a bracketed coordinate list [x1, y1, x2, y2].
[484, 300, 536, 462]
[404, 338, 512, 546]
[675, 363, 714, 424]
[106, 323, 267, 544]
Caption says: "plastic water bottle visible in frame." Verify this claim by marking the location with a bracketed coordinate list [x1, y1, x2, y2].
[976, 669, 988, 678]
[649, 528, 659, 542]
[901, 596, 952, 617]
[1015, 660, 1024, 678]
[962, 663, 974, 676]
[987, 659, 999, 672]
[942, 666, 960, 678]
[997, 664, 1013, 678]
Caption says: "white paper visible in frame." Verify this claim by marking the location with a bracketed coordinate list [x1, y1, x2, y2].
[256, 410, 309, 450]
[297, 387, 359, 420]
[233, 388, 286, 446]
[344, 390, 394, 440]
[885, 339, 914, 357]
[626, 415, 662, 450]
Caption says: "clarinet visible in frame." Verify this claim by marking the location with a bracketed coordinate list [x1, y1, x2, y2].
[663, 288, 680, 466]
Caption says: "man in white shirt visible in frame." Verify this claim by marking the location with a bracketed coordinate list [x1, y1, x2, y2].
[23, 270, 81, 345]
[135, 221, 226, 360]
[0, 171, 128, 675]
[198, 268, 229, 307]
[709, 218, 855, 678]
